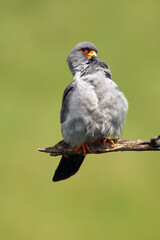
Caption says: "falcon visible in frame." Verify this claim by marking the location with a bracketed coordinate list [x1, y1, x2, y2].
[53, 42, 128, 181]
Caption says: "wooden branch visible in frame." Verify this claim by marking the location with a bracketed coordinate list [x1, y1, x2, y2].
[38, 135, 160, 157]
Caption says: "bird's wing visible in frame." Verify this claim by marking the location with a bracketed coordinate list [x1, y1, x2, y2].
[97, 60, 112, 79]
[60, 82, 76, 123]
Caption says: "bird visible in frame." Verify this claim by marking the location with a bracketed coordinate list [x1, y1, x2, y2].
[53, 41, 128, 182]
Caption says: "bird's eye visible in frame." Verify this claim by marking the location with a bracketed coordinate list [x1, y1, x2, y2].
[81, 49, 89, 53]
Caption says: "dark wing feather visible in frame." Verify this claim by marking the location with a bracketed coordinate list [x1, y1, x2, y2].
[60, 82, 76, 123]
[53, 154, 85, 182]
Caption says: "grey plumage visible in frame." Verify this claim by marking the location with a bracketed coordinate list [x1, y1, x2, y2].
[53, 41, 128, 182]
[67, 42, 98, 75]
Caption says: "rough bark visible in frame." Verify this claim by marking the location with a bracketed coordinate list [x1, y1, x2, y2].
[38, 135, 160, 157]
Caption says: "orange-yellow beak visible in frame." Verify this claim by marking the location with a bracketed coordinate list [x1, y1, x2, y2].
[87, 50, 97, 59]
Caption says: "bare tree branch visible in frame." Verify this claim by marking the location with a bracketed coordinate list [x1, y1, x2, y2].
[38, 135, 160, 157]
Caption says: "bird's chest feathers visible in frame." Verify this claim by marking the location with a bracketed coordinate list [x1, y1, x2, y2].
[70, 78, 98, 113]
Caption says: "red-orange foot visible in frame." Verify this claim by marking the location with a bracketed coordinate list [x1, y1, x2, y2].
[74, 144, 90, 156]
[102, 137, 106, 146]
[98, 137, 114, 146]
[95, 137, 106, 146]
[106, 138, 114, 146]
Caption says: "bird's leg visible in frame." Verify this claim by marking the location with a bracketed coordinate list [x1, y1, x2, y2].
[101, 137, 106, 146]
[106, 138, 114, 146]
[74, 144, 90, 156]
[98, 137, 114, 146]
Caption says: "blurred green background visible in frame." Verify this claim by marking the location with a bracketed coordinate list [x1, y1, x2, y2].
[1, 0, 160, 239]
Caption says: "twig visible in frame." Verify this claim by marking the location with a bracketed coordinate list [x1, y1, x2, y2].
[38, 135, 160, 156]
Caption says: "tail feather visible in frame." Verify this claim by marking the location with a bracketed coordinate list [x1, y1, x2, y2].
[53, 154, 85, 182]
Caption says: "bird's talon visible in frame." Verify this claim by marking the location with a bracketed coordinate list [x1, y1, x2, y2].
[84, 144, 90, 152]
[106, 139, 114, 146]
[74, 146, 81, 153]
[74, 144, 89, 156]
[102, 138, 106, 146]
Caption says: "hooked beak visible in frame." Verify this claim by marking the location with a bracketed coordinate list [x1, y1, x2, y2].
[87, 50, 97, 59]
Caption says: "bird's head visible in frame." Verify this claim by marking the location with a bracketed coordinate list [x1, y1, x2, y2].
[67, 42, 98, 75]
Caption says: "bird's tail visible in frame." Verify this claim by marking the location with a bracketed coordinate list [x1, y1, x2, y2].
[53, 154, 85, 182]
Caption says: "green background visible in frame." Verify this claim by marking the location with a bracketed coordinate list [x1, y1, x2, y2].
[1, 0, 160, 239]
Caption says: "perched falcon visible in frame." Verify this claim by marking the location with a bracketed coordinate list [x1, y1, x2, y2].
[53, 42, 128, 181]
